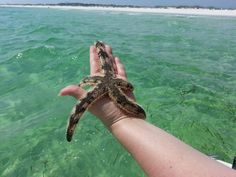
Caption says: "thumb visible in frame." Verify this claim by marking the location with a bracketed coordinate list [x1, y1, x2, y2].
[59, 85, 87, 100]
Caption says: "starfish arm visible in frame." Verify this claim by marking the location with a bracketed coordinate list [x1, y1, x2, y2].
[78, 75, 103, 88]
[108, 87, 146, 119]
[95, 41, 115, 76]
[114, 78, 134, 91]
[66, 85, 107, 142]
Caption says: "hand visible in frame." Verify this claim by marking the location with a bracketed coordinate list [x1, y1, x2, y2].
[59, 43, 136, 127]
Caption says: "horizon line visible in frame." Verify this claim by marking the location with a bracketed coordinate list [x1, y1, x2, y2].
[0, 3, 236, 10]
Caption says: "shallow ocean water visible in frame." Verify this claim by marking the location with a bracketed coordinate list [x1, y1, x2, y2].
[0, 7, 236, 177]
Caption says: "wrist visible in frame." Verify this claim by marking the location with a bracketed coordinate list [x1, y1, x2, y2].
[109, 117, 146, 132]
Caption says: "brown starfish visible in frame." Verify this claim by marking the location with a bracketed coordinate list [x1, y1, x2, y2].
[66, 41, 146, 142]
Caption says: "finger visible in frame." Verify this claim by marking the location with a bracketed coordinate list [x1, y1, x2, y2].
[105, 45, 118, 74]
[90, 45, 100, 75]
[114, 57, 127, 80]
[59, 85, 87, 100]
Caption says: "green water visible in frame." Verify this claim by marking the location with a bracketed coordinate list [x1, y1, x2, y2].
[0, 7, 236, 177]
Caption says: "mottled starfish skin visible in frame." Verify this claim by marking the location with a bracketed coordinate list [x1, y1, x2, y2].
[66, 41, 146, 142]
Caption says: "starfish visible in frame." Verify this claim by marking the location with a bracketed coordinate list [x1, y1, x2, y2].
[66, 41, 146, 142]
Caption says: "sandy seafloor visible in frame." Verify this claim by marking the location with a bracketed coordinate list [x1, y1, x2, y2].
[0, 5, 236, 177]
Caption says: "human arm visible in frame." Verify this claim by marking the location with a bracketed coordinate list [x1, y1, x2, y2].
[110, 118, 235, 177]
[59, 43, 236, 177]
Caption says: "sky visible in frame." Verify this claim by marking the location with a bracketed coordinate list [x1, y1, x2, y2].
[1, 0, 236, 8]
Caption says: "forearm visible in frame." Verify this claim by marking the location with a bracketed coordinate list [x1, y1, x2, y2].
[110, 118, 235, 177]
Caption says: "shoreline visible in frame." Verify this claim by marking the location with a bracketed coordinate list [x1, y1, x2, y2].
[1, 5, 236, 17]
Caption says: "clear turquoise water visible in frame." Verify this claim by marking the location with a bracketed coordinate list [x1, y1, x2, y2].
[0, 7, 236, 177]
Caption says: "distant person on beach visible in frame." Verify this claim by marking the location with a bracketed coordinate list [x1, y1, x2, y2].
[59, 43, 236, 177]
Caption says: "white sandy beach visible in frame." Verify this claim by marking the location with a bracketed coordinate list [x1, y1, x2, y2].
[1, 5, 236, 17]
